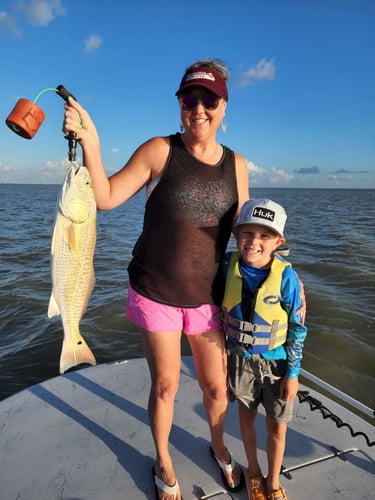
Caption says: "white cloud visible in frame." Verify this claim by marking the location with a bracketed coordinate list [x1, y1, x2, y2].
[83, 34, 103, 54]
[0, 0, 65, 37]
[246, 160, 267, 176]
[43, 159, 69, 179]
[328, 174, 354, 184]
[0, 161, 13, 172]
[238, 58, 276, 87]
[269, 166, 294, 184]
[43, 159, 60, 173]
[0, 158, 70, 184]
[17, 0, 66, 27]
[245, 159, 294, 186]
[0, 10, 22, 36]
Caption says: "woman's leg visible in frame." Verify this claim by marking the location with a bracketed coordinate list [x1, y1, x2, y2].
[141, 328, 183, 499]
[188, 330, 242, 485]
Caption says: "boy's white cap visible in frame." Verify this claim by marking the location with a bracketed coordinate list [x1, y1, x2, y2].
[235, 198, 287, 237]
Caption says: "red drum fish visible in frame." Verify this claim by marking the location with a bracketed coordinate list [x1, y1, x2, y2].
[48, 165, 97, 374]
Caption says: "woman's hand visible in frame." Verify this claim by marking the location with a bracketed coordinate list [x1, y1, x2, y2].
[63, 97, 100, 149]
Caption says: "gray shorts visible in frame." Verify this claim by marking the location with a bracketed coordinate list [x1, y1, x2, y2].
[227, 351, 294, 423]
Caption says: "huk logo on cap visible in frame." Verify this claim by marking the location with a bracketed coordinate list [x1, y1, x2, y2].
[253, 207, 275, 222]
[235, 198, 287, 236]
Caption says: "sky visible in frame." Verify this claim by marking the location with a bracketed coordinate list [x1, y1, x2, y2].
[0, 0, 374, 188]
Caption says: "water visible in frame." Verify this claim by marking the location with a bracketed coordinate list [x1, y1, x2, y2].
[1, 185, 374, 413]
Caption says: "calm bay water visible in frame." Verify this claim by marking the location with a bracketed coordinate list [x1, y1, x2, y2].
[1, 185, 374, 412]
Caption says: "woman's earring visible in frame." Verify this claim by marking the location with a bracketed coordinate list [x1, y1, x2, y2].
[180, 122, 184, 133]
[221, 118, 227, 133]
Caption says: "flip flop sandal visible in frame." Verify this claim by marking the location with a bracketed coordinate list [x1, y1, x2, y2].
[209, 446, 245, 493]
[153, 466, 182, 499]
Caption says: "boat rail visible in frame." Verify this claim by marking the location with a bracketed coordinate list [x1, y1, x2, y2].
[300, 368, 374, 420]
[299, 368, 374, 448]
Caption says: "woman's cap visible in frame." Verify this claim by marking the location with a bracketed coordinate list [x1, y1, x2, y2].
[175, 65, 228, 101]
[235, 198, 287, 237]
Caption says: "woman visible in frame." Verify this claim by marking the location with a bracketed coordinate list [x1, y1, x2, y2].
[63, 58, 249, 500]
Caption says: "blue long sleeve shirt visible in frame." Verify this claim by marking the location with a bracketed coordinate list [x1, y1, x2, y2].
[223, 252, 307, 379]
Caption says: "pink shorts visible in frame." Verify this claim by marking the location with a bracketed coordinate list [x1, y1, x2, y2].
[126, 284, 222, 335]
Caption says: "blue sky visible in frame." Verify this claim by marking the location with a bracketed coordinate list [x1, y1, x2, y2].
[0, 0, 374, 188]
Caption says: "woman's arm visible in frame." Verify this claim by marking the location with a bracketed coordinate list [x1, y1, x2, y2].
[63, 98, 169, 210]
[234, 152, 249, 218]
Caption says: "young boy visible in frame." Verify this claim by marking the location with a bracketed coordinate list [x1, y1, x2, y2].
[222, 198, 307, 500]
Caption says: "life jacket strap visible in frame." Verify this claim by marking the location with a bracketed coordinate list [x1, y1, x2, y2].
[228, 317, 271, 333]
[268, 320, 287, 349]
[225, 316, 288, 347]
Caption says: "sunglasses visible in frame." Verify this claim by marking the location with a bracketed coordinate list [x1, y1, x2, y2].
[179, 93, 220, 111]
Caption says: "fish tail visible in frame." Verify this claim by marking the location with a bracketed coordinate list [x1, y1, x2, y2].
[59, 333, 97, 375]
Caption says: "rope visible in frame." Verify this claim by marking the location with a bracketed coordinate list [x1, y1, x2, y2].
[32, 88, 57, 103]
[297, 390, 374, 447]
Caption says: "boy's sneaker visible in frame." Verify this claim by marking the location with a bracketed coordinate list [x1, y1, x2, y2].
[246, 474, 267, 500]
[267, 485, 288, 500]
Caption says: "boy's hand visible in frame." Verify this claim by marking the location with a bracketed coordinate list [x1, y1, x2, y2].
[280, 377, 299, 401]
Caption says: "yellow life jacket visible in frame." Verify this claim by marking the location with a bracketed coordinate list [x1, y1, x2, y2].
[222, 252, 290, 353]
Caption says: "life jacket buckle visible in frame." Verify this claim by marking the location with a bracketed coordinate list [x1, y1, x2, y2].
[238, 321, 258, 332]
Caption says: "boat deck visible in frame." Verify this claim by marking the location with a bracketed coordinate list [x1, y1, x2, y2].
[0, 357, 373, 499]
